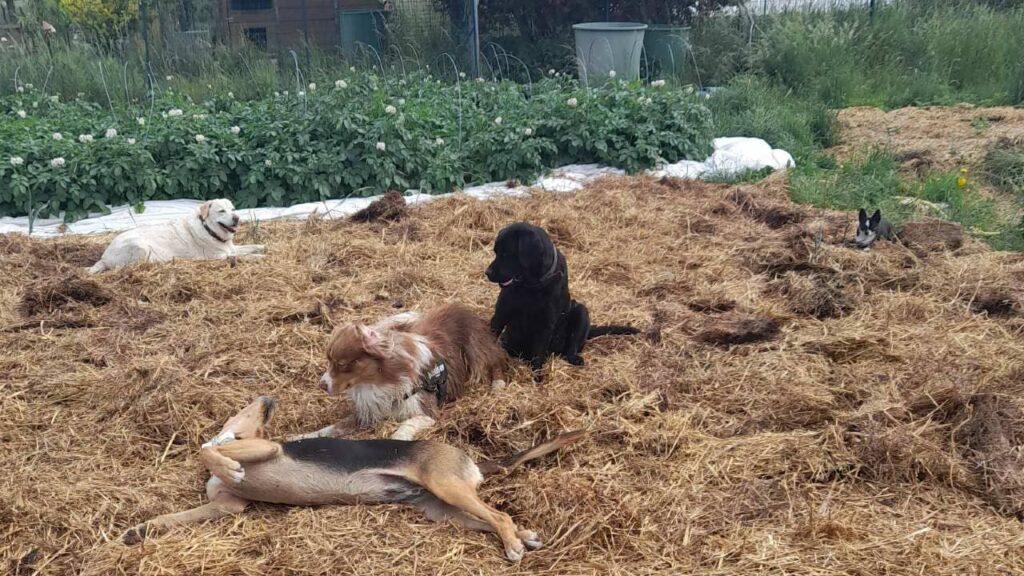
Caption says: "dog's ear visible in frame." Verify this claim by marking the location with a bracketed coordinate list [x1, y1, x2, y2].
[199, 201, 213, 221]
[870, 209, 882, 227]
[516, 228, 548, 279]
[858, 209, 867, 226]
[357, 325, 388, 358]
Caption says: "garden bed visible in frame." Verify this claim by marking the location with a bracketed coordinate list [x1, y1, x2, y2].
[2, 173, 1024, 575]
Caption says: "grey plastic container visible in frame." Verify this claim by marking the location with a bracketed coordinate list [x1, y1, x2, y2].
[573, 22, 647, 84]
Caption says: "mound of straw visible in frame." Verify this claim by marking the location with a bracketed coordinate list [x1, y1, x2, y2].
[2, 174, 1024, 575]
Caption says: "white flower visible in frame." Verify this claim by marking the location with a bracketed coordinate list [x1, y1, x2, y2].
[644, 97, 653, 105]
[16, 86, 24, 93]
[298, 90, 306, 97]
[24, 83, 33, 90]
[228, 91, 234, 99]
[398, 98, 405, 105]
[684, 85, 695, 94]
[335, 79, 347, 89]
[350, 66, 356, 72]
[0, 37, 7, 42]
[230, 126, 241, 135]
[548, 69, 556, 75]
[264, 159, 272, 167]
[137, 117, 145, 126]
[194, 134, 207, 143]
[52, 132, 63, 141]
[49, 95, 59, 103]
[16, 110, 26, 118]
[609, 70, 617, 78]
[127, 138, 136, 145]
[555, 72, 561, 78]
[191, 114, 207, 120]
[308, 82, 316, 91]
[161, 112, 168, 119]
[476, 77, 484, 83]
[524, 128, 533, 136]
[375, 141, 386, 152]
[50, 157, 65, 168]
[105, 128, 117, 139]
[385, 104, 397, 114]
[566, 97, 578, 108]
[207, 84, 212, 89]
[78, 134, 94, 143]
[9, 156, 24, 166]
[32, 101, 38, 108]
[168, 108, 183, 117]
[283, 90, 289, 96]
[274, 91, 280, 97]
[494, 116, 503, 125]
[435, 137, 445, 146]
[652, 79, 666, 87]
[166, 75, 173, 81]
[459, 72, 466, 78]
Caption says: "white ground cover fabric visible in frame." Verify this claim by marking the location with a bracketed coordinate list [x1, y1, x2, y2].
[0, 137, 794, 238]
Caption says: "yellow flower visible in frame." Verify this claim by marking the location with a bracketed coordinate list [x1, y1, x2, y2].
[956, 167, 969, 188]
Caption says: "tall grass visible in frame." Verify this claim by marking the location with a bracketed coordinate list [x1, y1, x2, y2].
[689, 1, 1024, 107]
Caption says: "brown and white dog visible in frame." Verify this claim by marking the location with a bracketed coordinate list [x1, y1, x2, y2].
[302, 304, 507, 441]
[122, 396, 584, 561]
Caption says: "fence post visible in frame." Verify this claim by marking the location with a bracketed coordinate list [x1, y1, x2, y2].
[870, 0, 877, 20]
[301, 0, 311, 69]
[469, 0, 479, 78]
[140, 0, 152, 92]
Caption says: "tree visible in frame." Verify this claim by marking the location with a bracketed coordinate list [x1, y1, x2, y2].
[58, 0, 138, 40]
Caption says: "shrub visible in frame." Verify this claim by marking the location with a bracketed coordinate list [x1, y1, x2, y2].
[0, 73, 713, 220]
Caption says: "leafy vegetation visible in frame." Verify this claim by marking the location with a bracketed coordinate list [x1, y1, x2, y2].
[0, 74, 713, 220]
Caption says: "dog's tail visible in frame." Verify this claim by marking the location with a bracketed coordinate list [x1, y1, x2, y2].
[587, 324, 641, 339]
[478, 430, 585, 477]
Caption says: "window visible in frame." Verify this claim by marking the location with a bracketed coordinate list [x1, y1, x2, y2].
[244, 27, 268, 49]
[231, 0, 272, 11]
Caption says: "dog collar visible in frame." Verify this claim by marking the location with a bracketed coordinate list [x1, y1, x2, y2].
[201, 217, 229, 243]
[201, 431, 236, 449]
[535, 249, 562, 286]
[403, 360, 448, 405]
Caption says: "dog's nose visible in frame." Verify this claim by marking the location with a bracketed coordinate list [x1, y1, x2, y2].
[232, 215, 240, 225]
[318, 375, 330, 393]
[485, 265, 495, 280]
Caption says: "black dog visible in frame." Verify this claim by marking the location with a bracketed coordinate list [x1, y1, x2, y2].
[485, 222, 639, 380]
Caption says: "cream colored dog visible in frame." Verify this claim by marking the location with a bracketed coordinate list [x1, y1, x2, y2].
[88, 199, 264, 273]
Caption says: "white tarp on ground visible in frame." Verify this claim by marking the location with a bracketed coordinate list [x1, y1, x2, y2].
[0, 137, 794, 238]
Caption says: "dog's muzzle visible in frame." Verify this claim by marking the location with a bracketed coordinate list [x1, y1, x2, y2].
[318, 372, 332, 394]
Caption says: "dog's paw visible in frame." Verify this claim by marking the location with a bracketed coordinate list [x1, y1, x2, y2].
[566, 355, 585, 367]
[518, 529, 543, 550]
[122, 524, 148, 545]
[504, 540, 526, 562]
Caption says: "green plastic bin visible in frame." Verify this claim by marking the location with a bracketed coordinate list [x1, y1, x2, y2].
[644, 25, 690, 79]
[338, 10, 383, 58]
[573, 22, 647, 84]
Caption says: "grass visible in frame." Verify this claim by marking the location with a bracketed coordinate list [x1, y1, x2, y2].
[788, 148, 1024, 251]
[686, 2, 1024, 108]
[984, 139, 1024, 197]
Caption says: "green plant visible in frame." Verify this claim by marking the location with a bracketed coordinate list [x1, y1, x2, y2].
[0, 73, 713, 220]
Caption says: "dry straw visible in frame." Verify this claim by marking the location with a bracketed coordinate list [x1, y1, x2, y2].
[2, 174, 1023, 575]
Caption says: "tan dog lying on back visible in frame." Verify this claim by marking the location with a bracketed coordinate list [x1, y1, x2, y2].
[122, 396, 584, 561]
[297, 304, 507, 441]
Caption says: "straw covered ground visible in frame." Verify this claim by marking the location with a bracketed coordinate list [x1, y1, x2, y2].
[3, 173, 1024, 575]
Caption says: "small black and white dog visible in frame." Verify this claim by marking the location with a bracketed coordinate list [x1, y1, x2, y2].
[855, 208, 897, 249]
[485, 222, 639, 380]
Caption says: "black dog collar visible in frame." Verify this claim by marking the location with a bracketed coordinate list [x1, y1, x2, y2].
[403, 360, 448, 405]
[201, 216, 229, 243]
